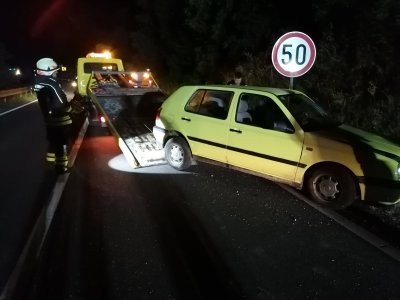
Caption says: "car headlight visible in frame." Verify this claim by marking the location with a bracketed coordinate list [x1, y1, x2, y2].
[395, 163, 400, 181]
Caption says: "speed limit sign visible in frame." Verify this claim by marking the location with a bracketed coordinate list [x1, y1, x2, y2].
[272, 31, 316, 77]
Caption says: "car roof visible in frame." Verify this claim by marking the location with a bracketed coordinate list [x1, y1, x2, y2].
[185, 85, 296, 97]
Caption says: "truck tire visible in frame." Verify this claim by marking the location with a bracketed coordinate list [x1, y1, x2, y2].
[306, 165, 358, 210]
[165, 137, 192, 170]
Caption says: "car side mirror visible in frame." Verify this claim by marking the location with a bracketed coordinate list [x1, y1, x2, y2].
[273, 121, 295, 133]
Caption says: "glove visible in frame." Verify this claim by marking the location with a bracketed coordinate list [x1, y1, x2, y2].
[70, 97, 85, 114]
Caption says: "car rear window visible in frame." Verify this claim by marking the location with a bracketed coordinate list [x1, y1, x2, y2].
[185, 89, 233, 120]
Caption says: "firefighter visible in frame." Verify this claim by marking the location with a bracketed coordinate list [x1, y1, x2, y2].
[33, 58, 72, 173]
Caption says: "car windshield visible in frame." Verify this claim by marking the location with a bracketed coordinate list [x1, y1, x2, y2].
[278, 92, 340, 131]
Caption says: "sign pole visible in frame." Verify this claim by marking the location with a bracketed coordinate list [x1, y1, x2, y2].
[289, 77, 294, 89]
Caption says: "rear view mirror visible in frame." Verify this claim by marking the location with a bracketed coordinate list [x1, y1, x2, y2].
[273, 121, 295, 133]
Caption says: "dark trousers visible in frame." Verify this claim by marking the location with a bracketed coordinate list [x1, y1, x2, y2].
[45, 124, 71, 168]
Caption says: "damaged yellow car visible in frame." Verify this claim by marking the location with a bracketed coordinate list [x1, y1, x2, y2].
[153, 85, 400, 209]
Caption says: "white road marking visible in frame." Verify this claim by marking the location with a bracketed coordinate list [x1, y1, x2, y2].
[0, 100, 38, 117]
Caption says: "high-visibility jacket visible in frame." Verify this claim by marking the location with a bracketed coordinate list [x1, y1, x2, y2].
[33, 75, 72, 126]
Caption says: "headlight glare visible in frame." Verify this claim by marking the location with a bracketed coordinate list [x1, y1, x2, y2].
[131, 72, 138, 81]
[395, 163, 400, 181]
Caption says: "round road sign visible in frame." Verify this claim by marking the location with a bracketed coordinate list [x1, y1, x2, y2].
[271, 31, 316, 77]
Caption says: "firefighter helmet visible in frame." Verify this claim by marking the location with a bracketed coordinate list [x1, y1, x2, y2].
[36, 58, 60, 76]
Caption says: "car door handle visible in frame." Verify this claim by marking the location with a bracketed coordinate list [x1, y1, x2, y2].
[230, 128, 242, 133]
[181, 117, 191, 121]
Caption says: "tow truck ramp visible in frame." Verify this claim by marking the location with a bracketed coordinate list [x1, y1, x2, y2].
[88, 71, 167, 168]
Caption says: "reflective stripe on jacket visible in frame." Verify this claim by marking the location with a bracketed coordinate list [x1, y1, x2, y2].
[34, 75, 72, 126]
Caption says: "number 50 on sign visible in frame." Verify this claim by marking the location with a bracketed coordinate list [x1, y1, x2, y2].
[271, 31, 316, 78]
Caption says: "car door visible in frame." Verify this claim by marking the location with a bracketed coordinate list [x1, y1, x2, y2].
[226, 92, 305, 182]
[179, 89, 233, 163]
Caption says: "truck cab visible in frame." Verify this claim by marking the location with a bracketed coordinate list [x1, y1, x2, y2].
[77, 53, 124, 97]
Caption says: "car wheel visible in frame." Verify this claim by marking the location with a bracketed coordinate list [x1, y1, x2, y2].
[306, 165, 357, 209]
[165, 137, 192, 170]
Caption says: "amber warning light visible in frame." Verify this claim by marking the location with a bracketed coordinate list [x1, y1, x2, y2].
[86, 51, 112, 59]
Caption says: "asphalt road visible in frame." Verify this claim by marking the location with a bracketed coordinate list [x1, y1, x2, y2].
[0, 86, 83, 297]
[0, 101, 58, 293]
[20, 124, 400, 300]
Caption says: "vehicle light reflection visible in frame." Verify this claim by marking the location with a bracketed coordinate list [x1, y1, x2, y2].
[108, 154, 194, 174]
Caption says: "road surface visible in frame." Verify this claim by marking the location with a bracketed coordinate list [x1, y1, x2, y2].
[22, 125, 400, 300]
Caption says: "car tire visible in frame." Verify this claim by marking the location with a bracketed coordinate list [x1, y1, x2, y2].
[165, 137, 192, 170]
[306, 165, 357, 210]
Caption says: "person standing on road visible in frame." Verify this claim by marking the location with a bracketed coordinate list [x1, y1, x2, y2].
[227, 65, 246, 86]
[33, 58, 72, 173]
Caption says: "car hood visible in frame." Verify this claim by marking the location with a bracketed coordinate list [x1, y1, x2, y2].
[312, 124, 400, 161]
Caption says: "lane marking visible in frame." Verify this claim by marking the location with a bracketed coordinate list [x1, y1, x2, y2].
[278, 183, 400, 263]
[0, 100, 38, 117]
[0, 117, 89, 300]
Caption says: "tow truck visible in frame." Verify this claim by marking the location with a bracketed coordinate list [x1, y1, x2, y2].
[75, 51, 166, 168]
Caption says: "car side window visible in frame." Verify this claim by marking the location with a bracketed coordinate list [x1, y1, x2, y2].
[236, 94, 253, 124]
[185, 90, 233, 120]
[185, 90, 205, 113]
[236, 93, 294, 133]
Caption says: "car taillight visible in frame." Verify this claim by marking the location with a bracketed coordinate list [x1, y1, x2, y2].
[155, 107, 161, 121]
[155, 107, 163, 127]
[99, 115, 106, 123]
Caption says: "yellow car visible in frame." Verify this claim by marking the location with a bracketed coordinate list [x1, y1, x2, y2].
[153, 85, 400, 209]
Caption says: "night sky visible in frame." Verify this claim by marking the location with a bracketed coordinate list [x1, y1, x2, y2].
[1, 0, 124, 70]
[1, 0, 318, 71]
[1, 0, 399, 91]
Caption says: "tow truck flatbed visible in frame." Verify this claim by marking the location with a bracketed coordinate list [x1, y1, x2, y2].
[87, 71, 167, 168]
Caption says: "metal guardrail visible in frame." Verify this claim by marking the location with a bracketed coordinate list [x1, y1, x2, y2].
[0, 87, 32, 98]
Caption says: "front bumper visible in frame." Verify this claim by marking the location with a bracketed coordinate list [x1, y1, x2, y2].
[359, 177, 400, 205]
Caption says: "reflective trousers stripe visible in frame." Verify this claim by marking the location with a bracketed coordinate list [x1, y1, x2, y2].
[46, 144, 68, 166]
[55, 155, 68, 167]
[47, 119, 73, 126]
[46, 115, 73, 126]
[46, 152, 55, 162]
